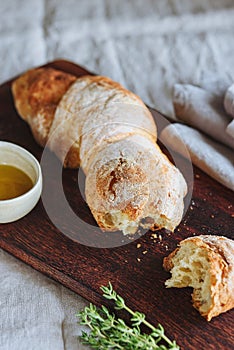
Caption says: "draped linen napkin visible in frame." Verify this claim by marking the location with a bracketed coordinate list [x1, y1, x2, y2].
[160, 76, 234, 191]
[224, 84, 234, 138]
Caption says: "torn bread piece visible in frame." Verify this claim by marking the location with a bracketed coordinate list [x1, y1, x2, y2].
[163, 235, 234, 321]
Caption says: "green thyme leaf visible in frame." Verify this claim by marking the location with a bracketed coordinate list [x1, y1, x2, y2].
[77, 282, 180, 350]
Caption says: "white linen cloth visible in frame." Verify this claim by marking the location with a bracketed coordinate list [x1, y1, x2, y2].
[161, 81, 234, 191]
[173, 84, 234, 149]
[160, 123, 234, 191]
[224, 84, 234, 138]
[1, 1, 234, 349]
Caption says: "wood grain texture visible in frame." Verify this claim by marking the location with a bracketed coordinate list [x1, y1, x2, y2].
[0, 60, 234, 350]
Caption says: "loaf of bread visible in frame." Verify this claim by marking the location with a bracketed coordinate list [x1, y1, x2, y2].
[12, 67, 187, 234]
[163, 235, 234, 321]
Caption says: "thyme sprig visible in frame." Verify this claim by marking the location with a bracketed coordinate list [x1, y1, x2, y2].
[77, 282, 179, 350]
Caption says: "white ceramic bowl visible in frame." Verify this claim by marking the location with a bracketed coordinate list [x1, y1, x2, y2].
[0, 141, 42, 223]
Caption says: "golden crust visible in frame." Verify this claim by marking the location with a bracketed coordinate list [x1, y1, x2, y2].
[163, 248, 179, 271]
[163, 235, 234, 321]
[48, 74, 157, 169]
[12, 67, 187, 234]
[12, 67, 76, 146]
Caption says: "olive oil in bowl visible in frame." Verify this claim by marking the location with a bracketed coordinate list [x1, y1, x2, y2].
[0, 141, 42, 223]
[0, 164, 34, 200]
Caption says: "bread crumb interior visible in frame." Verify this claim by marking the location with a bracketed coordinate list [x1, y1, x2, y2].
[103, 211, 138, 235]
[103, 211, 175, 235]
[165, 244, 213, 314]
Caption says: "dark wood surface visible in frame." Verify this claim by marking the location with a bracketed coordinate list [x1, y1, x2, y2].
[0, 60, 233, 350]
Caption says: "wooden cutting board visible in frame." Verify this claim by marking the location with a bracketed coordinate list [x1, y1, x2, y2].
[0, 60, 233, 350]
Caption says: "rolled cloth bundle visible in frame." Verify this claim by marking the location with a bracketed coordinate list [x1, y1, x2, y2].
[160, 80, 234, 192]
[12, 68, 187, 235]
[173, 84, 234, 150]
[224, 84, 234, 139]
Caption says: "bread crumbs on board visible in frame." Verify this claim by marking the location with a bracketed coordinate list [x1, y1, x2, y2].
[135, 231, 173, 263]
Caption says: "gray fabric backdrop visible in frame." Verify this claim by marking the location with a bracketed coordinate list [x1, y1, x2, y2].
[0, 1, 234, 349]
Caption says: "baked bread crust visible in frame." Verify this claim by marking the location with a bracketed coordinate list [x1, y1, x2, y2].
[85, 134, 186, 233]
[12, 68, 77, 146]
[163, 235, 234, 321]
[12, 67, 187, 234]
[48, 74, 157, 169]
